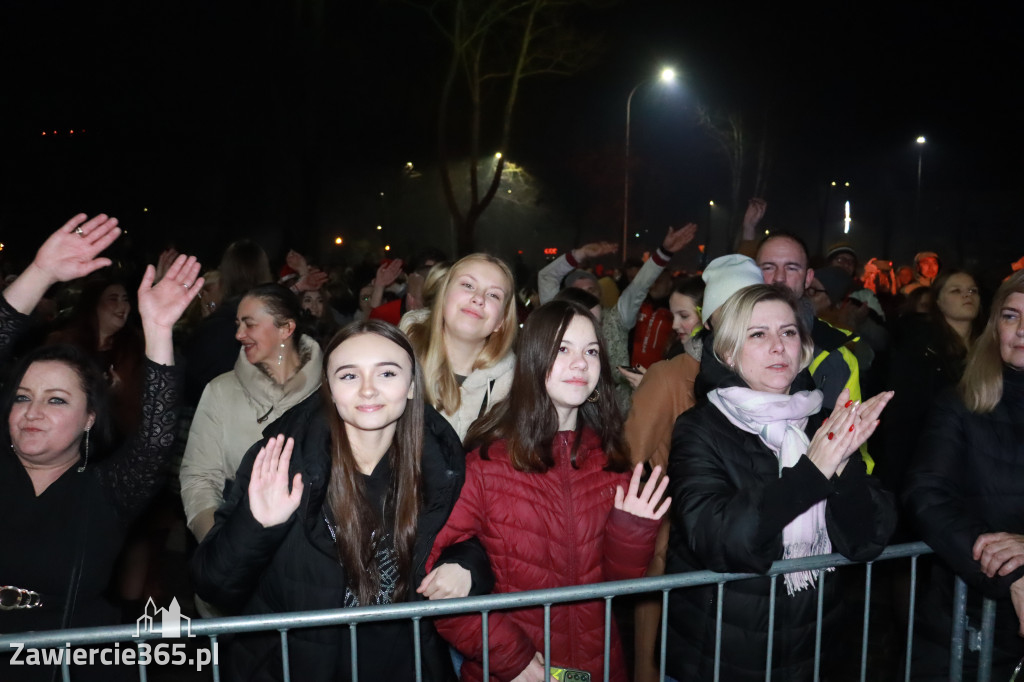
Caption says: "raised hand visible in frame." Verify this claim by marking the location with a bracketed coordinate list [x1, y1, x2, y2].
[416, 563, 472, 600]
[5, 214, 123, 314]
[137, 254, 203, 332]
[661, 223, 698, 254]
[572, 242, 619, 262]
[806, 388, 894, 478]
[374, 258, 405, 289]
[614, 463, 671, 520]
[293, 267, 328, 293]
[248, 435, 304, 528]
[742, 198, 767, 237]
[154, 247, 180, 283]
[34, 213, 122, 283]
[286, 249, 310, 276]
[973, 532, 1024, 578]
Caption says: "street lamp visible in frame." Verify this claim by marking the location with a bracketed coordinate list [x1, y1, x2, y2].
[915, 135, 926, 231]
[623, 66, 678, 258]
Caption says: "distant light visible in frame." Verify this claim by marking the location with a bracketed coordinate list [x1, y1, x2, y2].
[518, 250, 523, 255]
[53, 131, 57, 135]
[844, 182, 850, 187]
[660, 67, 676, 83]
[379, 192, 384, 196]
[405, 161, 413, 169]
[507, 189, 512, 194]
[0, 243, 4, 251]
[334, 237, 343, 245]
[844, 200, 852, 234]
[764, 229, 770, 235]
[494, 152, 502, 160]
[143, 207, 148, 212]
[384, 245, 391, 251]
[69, 130, 74, 135]
[709, 200, 714, 206]
[634, 232, 640, 238]
[916, 136, 926, 145]
[376, 225, 382, 230]
[831, 181, 836, 186]
[543, 247, 558, 255]
[41, 132, 46, 136]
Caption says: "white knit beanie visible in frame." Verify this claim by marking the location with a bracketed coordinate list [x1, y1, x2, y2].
[701, 254, 764, 324]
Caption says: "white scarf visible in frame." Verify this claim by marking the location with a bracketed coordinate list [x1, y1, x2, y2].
[707, 386, 831, 596]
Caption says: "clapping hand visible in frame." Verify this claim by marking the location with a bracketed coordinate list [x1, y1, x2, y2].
[249, 435, 304, 528]
[806, 388, 893, 479]
[614, 463, 671, 520]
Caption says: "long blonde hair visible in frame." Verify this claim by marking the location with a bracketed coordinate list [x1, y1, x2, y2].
[959, 270, 1024, 413]
[406, 253, 516, 415]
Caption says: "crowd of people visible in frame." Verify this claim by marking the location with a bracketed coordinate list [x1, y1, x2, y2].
[2, 205, 1023, 682]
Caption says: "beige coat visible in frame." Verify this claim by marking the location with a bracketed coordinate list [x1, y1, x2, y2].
[179, 335, 323, 535]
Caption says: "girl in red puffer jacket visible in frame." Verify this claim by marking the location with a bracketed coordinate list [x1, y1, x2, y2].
[426, 300, 670, 682]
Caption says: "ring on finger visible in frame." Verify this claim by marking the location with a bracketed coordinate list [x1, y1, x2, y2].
[74, 226, 85, 236]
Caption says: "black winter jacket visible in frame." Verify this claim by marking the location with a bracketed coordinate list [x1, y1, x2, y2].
[903, 368, 1024, 680]
[665, 361, 896, 682]
[191, 392, 491, 682]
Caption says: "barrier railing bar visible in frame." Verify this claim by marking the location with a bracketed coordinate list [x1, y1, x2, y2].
[603, 596, 611, 682]
[413, 616, 423, 682]
[139, 646, 148, 682]
[904, 554, 917, 682]
[481, 611, 490, 680]
[349, 623, 358, 682]
[713, 581, 725, 682]
[978, 597, 996, 682]
[61, 654, 70, 682]
[659, 590, 669, 682]
[814, 568, 826, 682]
[860, 561, 873, 682]
[279, 629, 290, 682]
[543, 603, 551, 682]
[210, 634, 221, 682]
[950, 575, 968, 682]
[765, 575, 776, 682]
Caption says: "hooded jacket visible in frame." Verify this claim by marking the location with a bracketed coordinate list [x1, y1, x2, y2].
[441, 351, 515, 441]
[665, 352, 896, 682]
[180, 335, 323, 534]
[191, 392, 490, 682]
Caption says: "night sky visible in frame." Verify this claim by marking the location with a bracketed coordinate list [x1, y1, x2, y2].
[2, 1, 1021, 279]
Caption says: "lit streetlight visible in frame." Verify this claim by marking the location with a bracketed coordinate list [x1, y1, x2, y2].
[623, 66, 678, 258]
[915, 135, 927, 231]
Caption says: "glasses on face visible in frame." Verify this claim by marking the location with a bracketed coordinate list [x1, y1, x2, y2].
[805, 287, 827, 297]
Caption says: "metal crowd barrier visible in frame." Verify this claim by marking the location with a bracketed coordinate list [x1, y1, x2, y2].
[0, 541, 1002, 682]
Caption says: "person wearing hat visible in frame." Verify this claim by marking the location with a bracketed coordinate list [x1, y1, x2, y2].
[825, 242, 859, 280]
[901, 251, 941, 294]
[625, 252, 763, 682]
[538, 224, 698, 412]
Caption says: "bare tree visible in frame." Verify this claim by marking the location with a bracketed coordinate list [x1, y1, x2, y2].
[416, 0, 605, 255]
[699, 106, 773, 253]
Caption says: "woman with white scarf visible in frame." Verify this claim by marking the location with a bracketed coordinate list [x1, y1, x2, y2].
[662, 284, 897, 682]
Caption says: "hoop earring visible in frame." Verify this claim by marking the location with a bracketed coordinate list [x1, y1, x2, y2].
[586, 388, 600, 403]
[277, 343, 286, 366]
[78, 428, 91, 473]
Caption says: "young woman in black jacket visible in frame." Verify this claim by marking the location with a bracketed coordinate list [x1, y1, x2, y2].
[665, 284, 897, 682]
[192, 320, 491, 682]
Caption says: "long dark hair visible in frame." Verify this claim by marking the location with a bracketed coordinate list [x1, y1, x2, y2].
[242, 283, 309, 354]
[321, 320, 424, 605]
[928, 269, 984, 360]
[1, 345, 114, 459]
[465, 300, 629, 473]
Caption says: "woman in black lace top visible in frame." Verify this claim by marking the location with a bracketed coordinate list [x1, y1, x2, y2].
[0, 214, 201, 678]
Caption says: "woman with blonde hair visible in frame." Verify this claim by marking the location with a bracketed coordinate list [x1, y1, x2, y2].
[405, 254, 517, 440]
[904, 270, 1024, 680]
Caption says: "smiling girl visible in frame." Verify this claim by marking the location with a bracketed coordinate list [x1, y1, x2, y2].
[405, 254, 518, 441]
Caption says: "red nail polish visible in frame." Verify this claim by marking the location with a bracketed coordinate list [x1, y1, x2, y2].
[849, 424, 855, 432]
[844, 400, 853, 408]
[827, 432, 835, 440]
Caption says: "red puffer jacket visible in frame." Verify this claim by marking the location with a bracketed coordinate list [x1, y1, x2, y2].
[428, 429, 659, 682]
